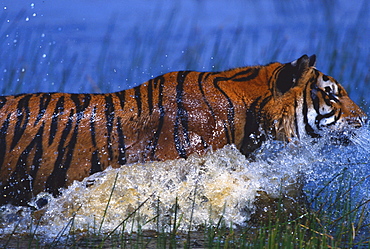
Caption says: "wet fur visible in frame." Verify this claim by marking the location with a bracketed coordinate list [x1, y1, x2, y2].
[0, 55, 366, 205]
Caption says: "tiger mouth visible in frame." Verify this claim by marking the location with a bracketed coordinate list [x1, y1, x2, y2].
[349, 116, 369, 128]
[321, 122, 367, 146]
[310, 115, 368, 145]
[318, 114, 367, 131]
[347, 120, 365, 129]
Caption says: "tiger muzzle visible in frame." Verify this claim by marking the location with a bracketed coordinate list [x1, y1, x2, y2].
[345, 115, 367, 129]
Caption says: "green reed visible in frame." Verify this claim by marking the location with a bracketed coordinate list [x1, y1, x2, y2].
[1, 167, 369, 248]
[1, 4, 369, 112]
[1, 1, 369, 248]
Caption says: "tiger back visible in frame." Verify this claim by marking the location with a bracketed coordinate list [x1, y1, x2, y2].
[0, 54, 366, 206]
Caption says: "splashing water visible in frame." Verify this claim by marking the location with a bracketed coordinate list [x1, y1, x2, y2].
[0, 127, 369, 239]
[351, 126, 370, 153]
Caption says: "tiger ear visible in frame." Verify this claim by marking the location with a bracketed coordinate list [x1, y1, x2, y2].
[275, 54, 316, 94]
[291, 54, 316, 69]
[292, 54, 316, 82]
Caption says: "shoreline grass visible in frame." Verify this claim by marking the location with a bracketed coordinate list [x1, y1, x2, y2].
[1, 5, 369, 112]
[1, 168, 369, 248]
[0, 2, 369, 248]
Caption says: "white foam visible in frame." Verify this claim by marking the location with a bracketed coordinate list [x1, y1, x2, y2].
[1, 127, 369, 238]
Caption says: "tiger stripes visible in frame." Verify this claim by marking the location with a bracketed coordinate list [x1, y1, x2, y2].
[0, 54, 367, 206]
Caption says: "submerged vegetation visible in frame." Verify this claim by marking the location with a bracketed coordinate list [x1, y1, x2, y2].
[0, 0, 370, 248]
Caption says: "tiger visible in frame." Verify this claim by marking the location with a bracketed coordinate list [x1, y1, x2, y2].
[0, 54, 367, 206]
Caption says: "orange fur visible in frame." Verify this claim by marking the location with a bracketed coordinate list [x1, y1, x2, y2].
[0, 55, 366, 206]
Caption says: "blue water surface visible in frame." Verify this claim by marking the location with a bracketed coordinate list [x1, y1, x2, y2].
[0, 1, 370, 245]
[0, 0, 369, 112]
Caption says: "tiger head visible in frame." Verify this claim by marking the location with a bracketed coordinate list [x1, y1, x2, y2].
[267, 54, 367, 141]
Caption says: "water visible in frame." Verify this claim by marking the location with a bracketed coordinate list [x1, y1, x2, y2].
[0, 128, 369, 241]
[0, 0, 369, 112]
[0, 0, 369, 245]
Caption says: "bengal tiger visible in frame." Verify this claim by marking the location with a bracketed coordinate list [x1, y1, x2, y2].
[0, 54, 367, 206]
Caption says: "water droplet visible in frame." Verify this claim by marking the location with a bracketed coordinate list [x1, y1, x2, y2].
[25, 17, 30, 22]
[3, 6, 7, 10]
[42, 54, 47, 58]
[30, 3, 35, 8]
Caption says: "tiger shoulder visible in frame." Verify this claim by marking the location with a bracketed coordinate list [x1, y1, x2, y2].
[0, 54, 367, 206]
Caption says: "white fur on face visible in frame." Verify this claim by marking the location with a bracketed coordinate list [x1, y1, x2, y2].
[313, 75, 345, 130]
[298, 74, 341, 137]
[317, 75, 339, 98]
